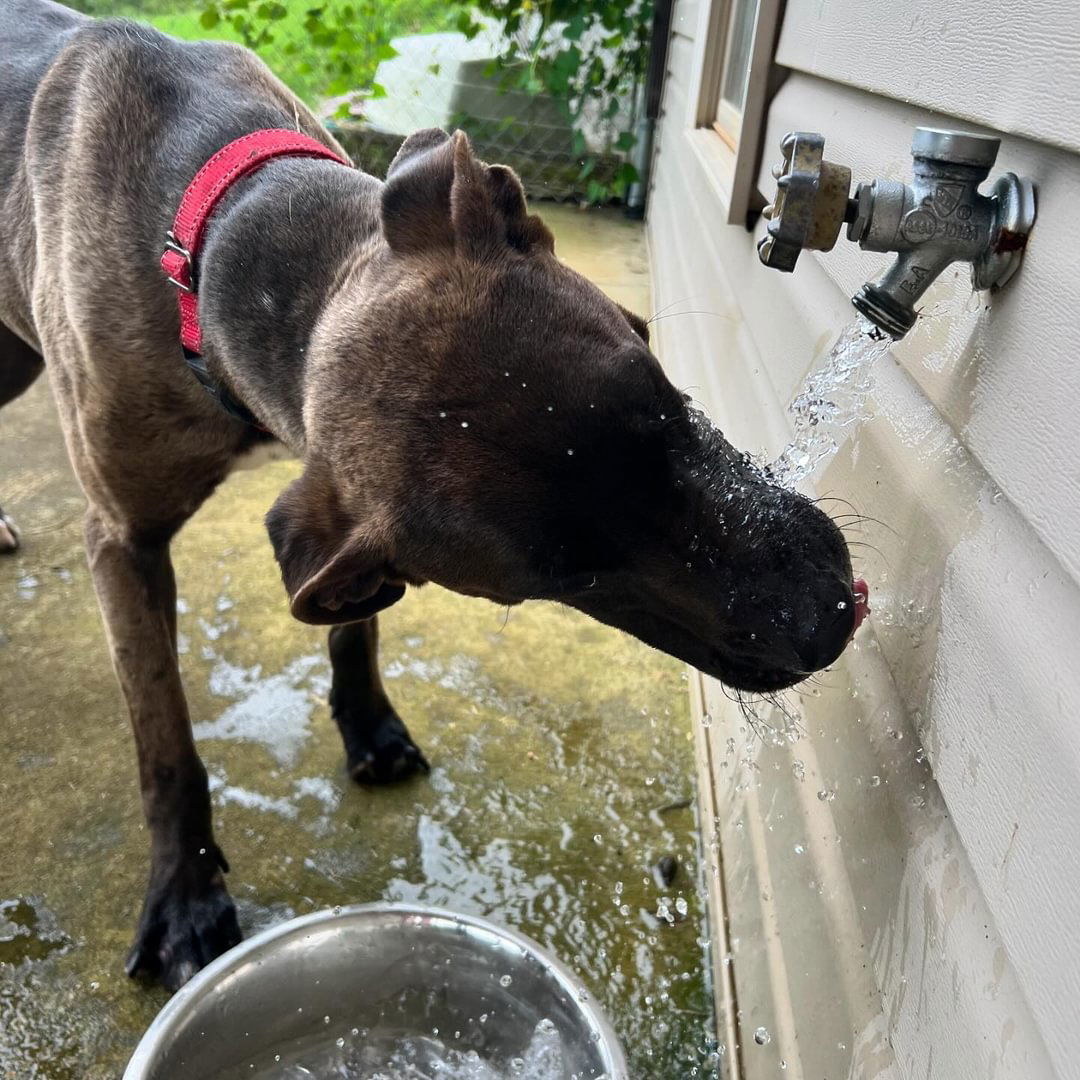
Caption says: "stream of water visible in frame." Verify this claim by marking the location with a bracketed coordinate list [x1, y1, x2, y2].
[769, 317, 892, 487]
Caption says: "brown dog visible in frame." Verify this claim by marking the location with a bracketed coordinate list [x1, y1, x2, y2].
[0, 0, 863, 990]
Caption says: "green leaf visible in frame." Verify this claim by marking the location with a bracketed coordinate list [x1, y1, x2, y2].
[455, 11, 482, 40]
[199, 7, 220, 28]
[368, 81, 387, 99]
[375, 43, 399, 60]
[616, 130, 637, 152]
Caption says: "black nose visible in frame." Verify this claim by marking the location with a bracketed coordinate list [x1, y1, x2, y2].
[791, 588, 856, 673]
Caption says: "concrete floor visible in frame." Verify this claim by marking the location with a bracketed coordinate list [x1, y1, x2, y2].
[0, 206, 717, 1078]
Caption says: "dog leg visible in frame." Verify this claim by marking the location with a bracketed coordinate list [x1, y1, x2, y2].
[83, 509, 240, 989]
[328, 618, 429, 783]
[0, 322, 44, 553]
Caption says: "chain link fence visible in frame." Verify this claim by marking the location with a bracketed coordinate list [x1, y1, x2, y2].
[70, 0, 640, 200]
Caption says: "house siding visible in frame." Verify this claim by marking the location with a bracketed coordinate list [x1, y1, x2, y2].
[647, 3, 1077, 1077]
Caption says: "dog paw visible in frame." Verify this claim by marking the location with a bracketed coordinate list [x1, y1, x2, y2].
[126, 846, 241, 991]
[339, 710, 430, 785]
[0, 511, 19, 554]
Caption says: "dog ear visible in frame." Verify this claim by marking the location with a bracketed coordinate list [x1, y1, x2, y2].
[382, 129, 457, 253]
[382, 128, 554, 256]
[453, 149, 556, 256]
[265, 465, 405, 625]
[616, 303, 650, 344]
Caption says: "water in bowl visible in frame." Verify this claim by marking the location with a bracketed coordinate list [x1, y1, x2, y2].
[232, 1019, 576, 1080]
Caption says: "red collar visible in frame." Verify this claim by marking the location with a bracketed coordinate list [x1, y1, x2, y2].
[161, 129, 349, 424]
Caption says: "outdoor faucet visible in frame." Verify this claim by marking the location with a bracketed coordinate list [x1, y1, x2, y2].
[756, 128, 1036, 339]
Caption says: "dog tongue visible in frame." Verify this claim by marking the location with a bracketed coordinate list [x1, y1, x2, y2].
[850, 578, 870, 636]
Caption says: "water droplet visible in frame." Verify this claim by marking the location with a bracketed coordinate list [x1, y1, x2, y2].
[323, 1015, 330, 1024]
[335, 1037, 345, 1048]
[817, 788, 836, 802]
[791, 760, 805, 781]
[500, 974, 513, 987]
[538, 1018, 557, 1034]
[701, 713, 712, 728]
[439, 410, 447, 418]
[753, 1026, 771, 1046]
[837, 600, 847, 610]
[461, 421, 469, 428]
[793, 843, 805, 855]
[869, 774, 882, 787]
[567, 449, 574, 456]
[593, 833, 603, 844]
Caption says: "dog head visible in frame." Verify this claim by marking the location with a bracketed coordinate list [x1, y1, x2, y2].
[266, 129, 865, 692]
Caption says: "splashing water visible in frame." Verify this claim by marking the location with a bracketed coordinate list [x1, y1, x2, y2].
[769, 318, 892, 487]
[256, 1019, 571, 1079]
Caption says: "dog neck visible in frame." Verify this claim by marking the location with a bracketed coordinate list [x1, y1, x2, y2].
[195, 157, 384, 450]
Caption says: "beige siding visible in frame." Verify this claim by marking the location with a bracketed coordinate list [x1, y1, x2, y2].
[776, 0, 1080, 153]
[648, 1, 1078, 1077]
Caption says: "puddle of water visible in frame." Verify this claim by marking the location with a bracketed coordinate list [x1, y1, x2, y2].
[0, 897, 70, 965]
[194, 654, 330, 766]
[769, 317, 893, 487]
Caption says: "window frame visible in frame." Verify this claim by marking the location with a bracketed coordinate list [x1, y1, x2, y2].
[687, 0, 786, 226]
[712, 0, 759, 148]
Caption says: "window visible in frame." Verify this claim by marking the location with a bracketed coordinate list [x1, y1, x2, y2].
[714, 0, 761, 150]
[688, 0, 783, 224]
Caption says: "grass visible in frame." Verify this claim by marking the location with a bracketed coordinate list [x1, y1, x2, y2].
[70, 0, 468, 105]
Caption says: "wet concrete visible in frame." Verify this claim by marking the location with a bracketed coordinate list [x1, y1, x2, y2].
[0, 206, 716, 1078]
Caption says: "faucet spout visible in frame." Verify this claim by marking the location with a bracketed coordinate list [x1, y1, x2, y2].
[852, 248, 955, 340]
[757, 127, 1036, 339]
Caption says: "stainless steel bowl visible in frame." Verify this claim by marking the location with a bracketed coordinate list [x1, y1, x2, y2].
[124, 903, 628, 1079]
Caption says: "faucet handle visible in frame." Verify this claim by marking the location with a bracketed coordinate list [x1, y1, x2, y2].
[757, 132, 852, 272]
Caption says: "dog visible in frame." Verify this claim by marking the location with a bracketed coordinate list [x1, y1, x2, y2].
[0, 0, 866, 991]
